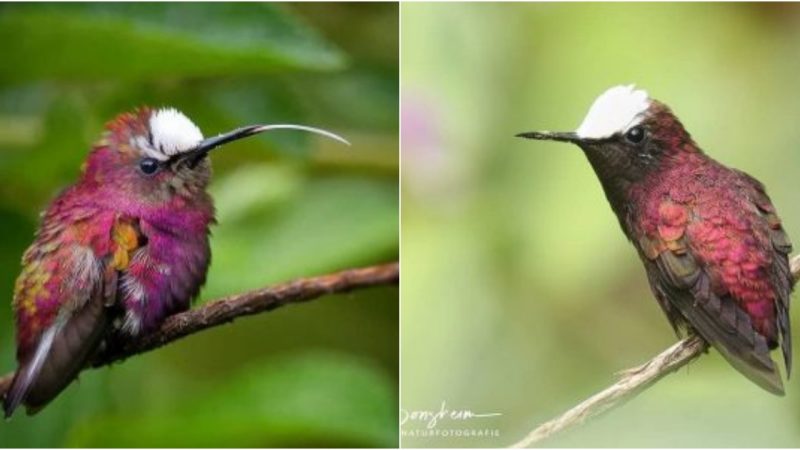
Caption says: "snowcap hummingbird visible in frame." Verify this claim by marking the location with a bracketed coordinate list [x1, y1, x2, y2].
[3, 107, 348, 417]
[517, 85, 793, 395]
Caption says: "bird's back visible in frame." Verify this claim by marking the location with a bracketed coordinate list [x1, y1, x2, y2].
[6, 186, 118, 415]
[628, 153, 792, 393]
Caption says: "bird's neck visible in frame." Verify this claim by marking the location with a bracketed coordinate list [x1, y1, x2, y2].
[139, 197, 216, 237]
[587, 149, 711, 240]
[591, 170, 636, 238]
[583, 151, 637, 227]
[68, 180, 215, 237]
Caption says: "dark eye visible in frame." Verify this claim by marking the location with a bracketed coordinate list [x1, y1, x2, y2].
[139, 157, 160, 175]
[625, 126, 645, 144]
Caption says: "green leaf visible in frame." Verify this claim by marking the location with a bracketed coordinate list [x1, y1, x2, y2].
[0, 208, 34, 363]
[0, 92, 91, 213]
[203, 171, 399, 299]
[65, 352, 398, 447]
[0, 3, 345, 83]
[290, 65, 399, 132]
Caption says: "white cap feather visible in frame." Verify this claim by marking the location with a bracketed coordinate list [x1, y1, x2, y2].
[576, 85, 651, 139]
[148, 108, 204, 157]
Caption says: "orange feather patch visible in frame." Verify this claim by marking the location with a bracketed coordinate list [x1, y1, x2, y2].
[111, 220, 140, 271]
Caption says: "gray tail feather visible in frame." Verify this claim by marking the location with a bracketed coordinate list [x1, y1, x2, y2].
[712, 339, 785, 396]
[4, 372, 28, 419]
[3, 320, 62, 418]
[3, 295, 109, 418]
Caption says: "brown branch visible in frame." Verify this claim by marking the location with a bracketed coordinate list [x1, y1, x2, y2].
[0, 262, 398, 397]
[510, 254, 800, 448]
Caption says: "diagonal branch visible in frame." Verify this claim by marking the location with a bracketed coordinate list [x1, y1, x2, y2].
[510, 254, 800, 448]
[0, 262, 398, 397]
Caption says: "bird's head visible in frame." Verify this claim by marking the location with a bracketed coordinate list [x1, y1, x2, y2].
[81, 107, 348, 205]
[517, 85, 699, 183]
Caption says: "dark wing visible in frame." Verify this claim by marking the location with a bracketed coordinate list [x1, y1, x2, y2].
[4, 267, 117, 415]
[638, 197, 785, 395]
[3, 216, 141, 416]
[735, 170, 793, 377]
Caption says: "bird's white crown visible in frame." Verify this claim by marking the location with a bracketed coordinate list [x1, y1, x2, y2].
[576, 85, 650, 139]
[148, 108, 204, 158]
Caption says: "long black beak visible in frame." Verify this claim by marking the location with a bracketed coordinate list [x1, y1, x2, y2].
[515, 131, 581, 143]
[178, 124, 350, 167]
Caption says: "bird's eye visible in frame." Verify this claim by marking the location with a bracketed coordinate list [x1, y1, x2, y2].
[625, 126, 645, 144]
[139, 158, 160, 175]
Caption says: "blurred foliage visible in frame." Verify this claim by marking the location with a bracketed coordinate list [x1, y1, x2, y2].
[66, 353, 397, 447]
[0, 2, 397, 447]
[402, 3, 800, 448]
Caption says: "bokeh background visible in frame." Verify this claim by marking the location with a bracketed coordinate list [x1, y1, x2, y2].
[0, 3, 398, 447]
[402, 3, 800, 447]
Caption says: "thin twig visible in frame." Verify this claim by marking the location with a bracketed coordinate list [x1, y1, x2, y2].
[0, 262, 399, 397]
[511, 254, 800, 448]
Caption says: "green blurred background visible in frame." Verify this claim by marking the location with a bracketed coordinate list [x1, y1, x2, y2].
[0, 3, 397, 447]
[402, 3, 800, 447]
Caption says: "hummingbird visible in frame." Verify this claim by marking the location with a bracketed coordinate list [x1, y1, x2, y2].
[3, 107, 348, 417]
[517, 85, 793, 395]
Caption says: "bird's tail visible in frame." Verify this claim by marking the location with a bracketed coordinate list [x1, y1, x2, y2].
[711, 338, 785, 396]
[3, 296, 109, 417]
[3, 319, 63, 417]
[683, 293, 786, 395]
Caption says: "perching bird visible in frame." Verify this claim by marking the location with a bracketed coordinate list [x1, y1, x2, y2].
[518, 85, 793, 395]
[3, 107, 348, 416]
